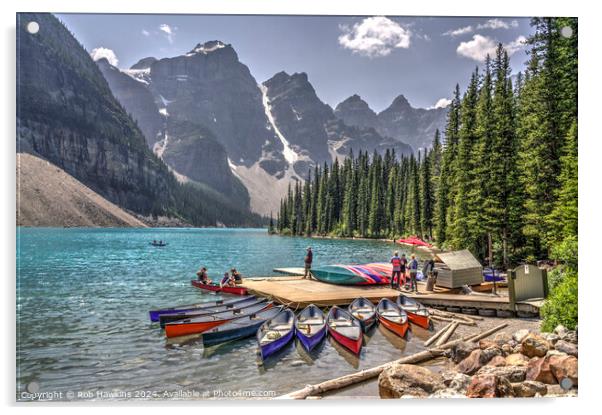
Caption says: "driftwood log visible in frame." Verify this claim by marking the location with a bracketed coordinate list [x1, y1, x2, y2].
[423, 322, 452, 347]
[435, 321, 459, 346]
[277, 323, 508, 399]
[431, 315, 477, 326]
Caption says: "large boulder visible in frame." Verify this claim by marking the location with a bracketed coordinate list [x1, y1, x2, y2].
[521, 334, 551, 358]
[549, 354, 578, 386]
[450, 342, 479, 364]
[429, 388, 466, 398]
[553, 325, 568, 338]
[526, 356, 557, 384]
[541, 332, 560, 345]
[554, 340, 578, 357]
[487, 356, 507, 367]
[505, 353, 530, 367]
[513, 329, 530, 343]
[480, 346, 503, 364]
[379, 363, 445, 398]
[476, 365, 528, 383]
[440, 370, 472, 392]
[457, 349, 484, 375]
[493, 332, 513, 346]
[512, 381, 548, 397]
[466, 374, 514, 398]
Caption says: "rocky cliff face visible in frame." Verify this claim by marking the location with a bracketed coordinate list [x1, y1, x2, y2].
[16, 13, 261, 226]
[263, 71, 413, 177]
[335, 94, 447, 151]
[149, 41, 286, 174]
[96, 58, 164, 147]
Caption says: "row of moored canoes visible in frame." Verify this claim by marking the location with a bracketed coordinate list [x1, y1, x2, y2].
[149, 294, 431, 361]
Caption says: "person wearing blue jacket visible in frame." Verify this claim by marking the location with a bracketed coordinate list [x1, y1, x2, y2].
[408, 254, 419, 293]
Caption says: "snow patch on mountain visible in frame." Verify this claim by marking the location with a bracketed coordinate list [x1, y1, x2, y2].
[259, 84, 299, 165]
[123, 68, 151, 85]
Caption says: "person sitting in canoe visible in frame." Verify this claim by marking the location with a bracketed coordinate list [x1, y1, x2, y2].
[231, 268, 243, 284]
[196, 267, 211, 284]
[219, 272, 230, 287]
[390, 251, 402, 289]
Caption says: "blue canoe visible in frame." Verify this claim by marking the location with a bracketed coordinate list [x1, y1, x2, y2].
[201, 306, 283, 347]
[295, 304, 327, 352]
[348, 297, 377, 332]
[149, 295, 255, 322]
[257, 309, 295, 361]
[158, 297, 262, 327]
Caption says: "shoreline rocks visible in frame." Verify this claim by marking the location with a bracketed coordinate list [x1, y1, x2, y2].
[378, 324, 578, 399]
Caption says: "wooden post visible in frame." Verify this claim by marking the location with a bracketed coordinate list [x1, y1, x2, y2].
[423, 322, 451, 347]
[542, 268, 549, 298]
[507, 269, 516, 312]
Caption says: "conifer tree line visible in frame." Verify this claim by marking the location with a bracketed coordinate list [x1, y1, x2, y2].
[276, 18, 577, 266]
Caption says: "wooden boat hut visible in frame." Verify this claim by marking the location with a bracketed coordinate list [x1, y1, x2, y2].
[433, 250, 483, 288]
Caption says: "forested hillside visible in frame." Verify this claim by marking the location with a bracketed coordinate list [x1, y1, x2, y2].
[277, 17, 577, 266]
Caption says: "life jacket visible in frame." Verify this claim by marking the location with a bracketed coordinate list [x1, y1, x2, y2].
[391, 257, 402, 267]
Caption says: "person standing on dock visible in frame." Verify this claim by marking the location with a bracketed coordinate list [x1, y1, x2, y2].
[390, 251, 402, 289]
[304, 247, 313, 279]
[409, 254, 419, 293]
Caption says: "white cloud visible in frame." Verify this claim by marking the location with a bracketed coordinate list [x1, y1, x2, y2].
[443, 25, 473, 37]
[90, 47, 118, 66]
[429, 98, 452, 109]
[141, 29, 150, 37]
[477, 19, 519, 30]
[159, 24, 175, 43]
[504, 35, 527, 56]
[338, 16, 412, 58]
[456, 34, 527, 62]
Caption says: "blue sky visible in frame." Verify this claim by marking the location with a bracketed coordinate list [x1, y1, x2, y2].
[57, 14, 534, 111]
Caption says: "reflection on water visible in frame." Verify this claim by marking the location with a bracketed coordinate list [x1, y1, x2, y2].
[17, 228, 431, 400]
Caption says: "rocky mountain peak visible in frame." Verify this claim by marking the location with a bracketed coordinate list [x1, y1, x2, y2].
[334, 94, 378, 130]
[387, 94, 412, 112]
[188, 40, 230, 55]
[130, 57, 157, 70]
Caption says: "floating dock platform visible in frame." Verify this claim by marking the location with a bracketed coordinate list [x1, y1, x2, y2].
[242, 275, 542, 316]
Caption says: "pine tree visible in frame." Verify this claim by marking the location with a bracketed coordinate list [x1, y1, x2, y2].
[449, 68, 480, 252]
[420, 148, 434, 239]
[435, 84, 461, 245]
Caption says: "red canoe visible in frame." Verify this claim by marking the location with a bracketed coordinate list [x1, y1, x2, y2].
[377, 298, 410, 338]
[397, 236, 433, 248]
[326, 306, 362, 354]
[191, 280, 248, 296]
[164, 301, 273, 338]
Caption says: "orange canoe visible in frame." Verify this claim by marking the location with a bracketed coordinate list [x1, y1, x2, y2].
[376, 298, 409, 338]
[164, 302, 272, 338]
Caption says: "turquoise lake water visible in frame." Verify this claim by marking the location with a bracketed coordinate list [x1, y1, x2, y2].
[16, 227, 433, 401]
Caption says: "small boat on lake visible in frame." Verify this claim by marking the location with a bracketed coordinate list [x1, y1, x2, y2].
[257, 309, 295, 361]
[159, 297, 263, 327]
[348, 297, 377, 331]
[295, 304, 327, 352]
[150, 241, 168, 247]
[191, 279, 248, 296]
[164, 301, 273, 338]
[396, 295, 430, 329]
[202, 306, 283, 347]
[311, 264, 391, 285]
[149, 295, 255, 322]
[326, 306, 362, 354]
[377, 298, 409, 338]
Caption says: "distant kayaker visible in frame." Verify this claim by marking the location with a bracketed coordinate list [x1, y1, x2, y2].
[231, 268, 243, 284]
[196, 267, 211, 284]
[304, 247, 313, 279]
[390, 251, 402, 289]
[408, 254, 419, 293]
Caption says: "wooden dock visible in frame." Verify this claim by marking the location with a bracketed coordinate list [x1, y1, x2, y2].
[241, 276, 542, 315]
